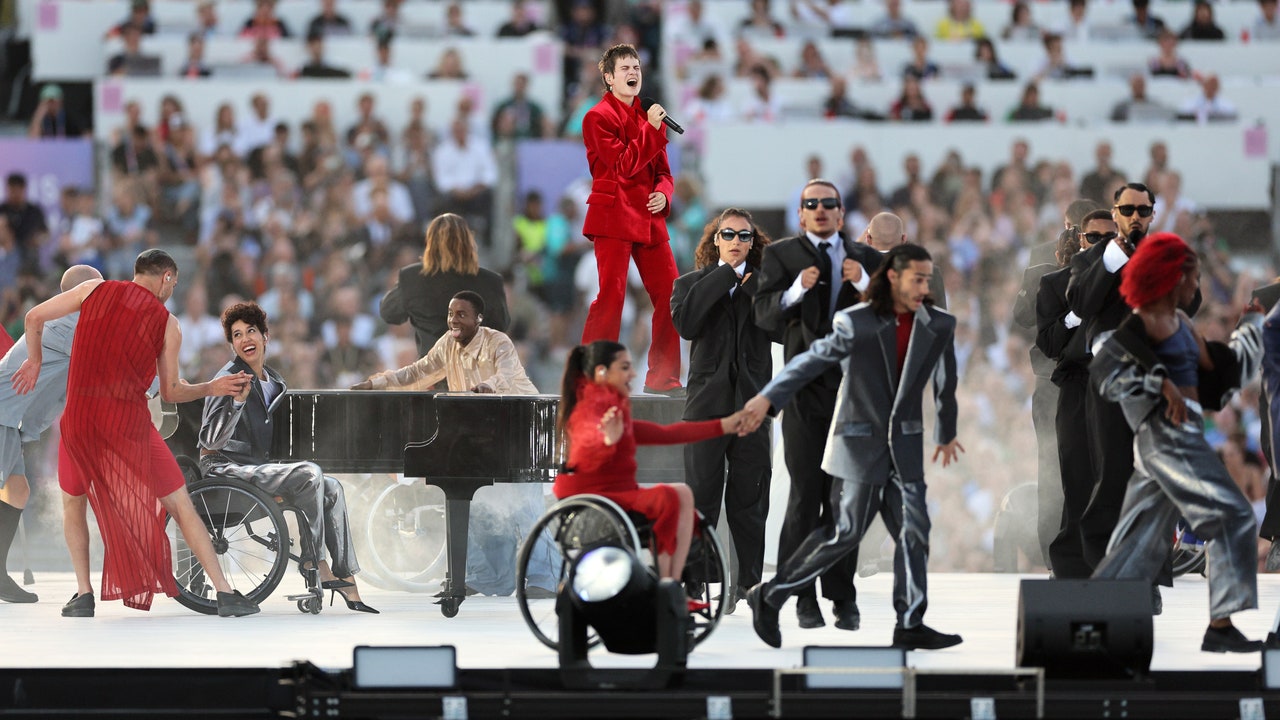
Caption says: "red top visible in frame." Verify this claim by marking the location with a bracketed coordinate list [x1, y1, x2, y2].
[896, 311, 914, 380]
[581, 91, 674, 246]
[555, 379, 722, 498]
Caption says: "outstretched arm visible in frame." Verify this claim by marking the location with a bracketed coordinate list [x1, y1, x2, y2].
[158, 315, 250, 403]
[12, 278, 101, 394]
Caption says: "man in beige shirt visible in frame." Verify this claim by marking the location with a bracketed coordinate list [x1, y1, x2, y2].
[353, 290, 537, 394]
[353, 290, 554, 596]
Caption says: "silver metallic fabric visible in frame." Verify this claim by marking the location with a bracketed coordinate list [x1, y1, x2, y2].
[763, 467, 932, 628]
[199, 457, 359, 578]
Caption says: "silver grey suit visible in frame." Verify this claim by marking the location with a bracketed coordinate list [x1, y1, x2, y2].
[0, 314, 78, 485]
[1091, 313, 1263, 620]
[759, 302, 958, 628]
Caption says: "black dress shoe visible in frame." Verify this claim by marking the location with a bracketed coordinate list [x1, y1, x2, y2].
[216, 590, 260, 617]
[832, 599, 860, 631]
[62, 592, 94, 617]
[1202, 624, 1264, 653]
[796, 595, 825, 629]
[892, 624, 963, 650]
[747, 584, 782, 648]
[0, 574, 37, 603]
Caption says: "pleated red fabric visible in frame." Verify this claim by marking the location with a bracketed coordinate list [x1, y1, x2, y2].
[60, 281, 184, 610]
[0, 325, 13, 355]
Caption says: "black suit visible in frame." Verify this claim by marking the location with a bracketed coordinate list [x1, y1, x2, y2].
[1035, 267, 1092, 578]
[672, 263, 774, 591]
[1067, 239, 1199, 577]
[379, 265, 511, 357]
[754, 233, 883, 604]
[1014, 262, 1059, 567]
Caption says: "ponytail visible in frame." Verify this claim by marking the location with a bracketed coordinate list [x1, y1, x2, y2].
[556, 340, 626, 465]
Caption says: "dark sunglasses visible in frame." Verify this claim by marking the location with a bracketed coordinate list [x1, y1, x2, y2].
[1083, 231, 1118, 244]
[801, 197, 841, 210]
[1114, 204, 1154, 218]
[717, 228, 755, 243]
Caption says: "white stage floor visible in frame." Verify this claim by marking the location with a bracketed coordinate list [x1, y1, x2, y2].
[6, 572, 1280, 674]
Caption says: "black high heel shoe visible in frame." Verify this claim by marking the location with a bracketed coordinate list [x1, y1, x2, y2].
[320, 579, 355, 590]
[330, 586, 379, 614]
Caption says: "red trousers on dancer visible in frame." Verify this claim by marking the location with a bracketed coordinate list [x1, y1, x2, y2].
[581, 236, 681, 391]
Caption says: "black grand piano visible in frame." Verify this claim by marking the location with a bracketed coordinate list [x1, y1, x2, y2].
[166, 391, 687, 616]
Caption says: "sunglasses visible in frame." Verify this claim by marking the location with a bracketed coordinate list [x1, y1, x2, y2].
[801, 197, 841, 210]
[1083, 231, 1118, 244]
[1114, 204, 1154, 218]
[717, 228, 755, 243]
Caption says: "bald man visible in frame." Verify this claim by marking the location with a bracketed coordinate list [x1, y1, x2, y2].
[0, 265, 102, 602]
[859, 212, 947, 309]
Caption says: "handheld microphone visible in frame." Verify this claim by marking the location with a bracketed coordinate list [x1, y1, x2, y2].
[640, 97, 685, 135]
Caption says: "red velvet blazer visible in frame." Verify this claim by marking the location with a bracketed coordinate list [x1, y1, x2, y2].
[581, 92, 674, 246]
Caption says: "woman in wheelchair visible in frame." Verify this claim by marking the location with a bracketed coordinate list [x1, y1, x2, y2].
[199, 302, 377, 613]
[554, 340, 749, 583]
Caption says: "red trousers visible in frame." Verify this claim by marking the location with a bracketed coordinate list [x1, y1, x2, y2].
[581, 236, 682, 390]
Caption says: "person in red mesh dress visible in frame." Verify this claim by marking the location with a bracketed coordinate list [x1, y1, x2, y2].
[12, 249, 259, 617]
[553, 340, 748, 582]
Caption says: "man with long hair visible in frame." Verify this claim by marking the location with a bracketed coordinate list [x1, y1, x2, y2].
[1090, 232, 1264, 652]
[579, 43, 682, 395]
[671, 208, 774, 605]
[742, 243, 963, 650]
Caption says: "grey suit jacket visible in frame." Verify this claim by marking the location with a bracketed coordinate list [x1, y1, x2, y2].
[760, 303, 958, 485]
[0, 314, 79, 441]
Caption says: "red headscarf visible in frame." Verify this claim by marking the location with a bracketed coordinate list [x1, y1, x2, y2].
[1119, 232, 1195, 310]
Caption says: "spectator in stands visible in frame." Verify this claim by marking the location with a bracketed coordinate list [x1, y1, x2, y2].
[240, 0, 291, 39]
[369, 0, 403, 40]
[823, 76, 878, 120]
[975, 38, 1016, 80]
[794, 41, 833, 80]
[851, 37, 882, 82]
[790, 0, 857, 35]
[1150, 171, 1197, 236]
[890, 75, 933, 122]
[398, 98, 436, 220]
[379, 213, 510, 357]
[343, 94, 390, 160]
[945, 83, 989, 122]
[107, 0, 155, 39]
[687, 74, 735, 128]
[1002, 2, 1041, 41]
[1180, 1, 1226, 41]
[1179, 73, 1238, 123]
[1079, 142, 1127, 207]
[903, 36, 940, 80]
[428, 47, 469, 81]
[194, 1, 220, 39]
[561, 0, 609, 97]
[870, 0, 919, 39]
[28, 84, 81, 139]
[177, 282, 225, 376]
[1111, 73, 1177, 123]
[157, 116, 200, 235]
[1148, 29, 1192, 78]
[432, 119, 498, 243]
[307, 0, 352, 38]
[177, 32, 211, 78]
[110, 125, 159, 180]
[241, 35, 289, 78]
[889, 155, 926, 210]
[54, 188, 104, 271]
[364, 34, 412, 83]
[491, 73, 547, 140]
[935, 0, 986, 41]
[103, 180, 156, 280]
[106, 23, 154, 77]
[740, 0, 786, 38]
[298, 32, 351, 78]
[199, 104, 241, 158]
[443, 3, 475, 37]
[743, 65, 781, 123]
[353, 155, 413, 226]
[498, 0, 541, 37]
[1057, 0, 1092, 42]
[238, 94, 277, 155]
[1129, 0, 1166, 39]
[1007, 82, 1055, 122]
[1254, 0, 1280, 40]
[1035, 33, 1088, 81]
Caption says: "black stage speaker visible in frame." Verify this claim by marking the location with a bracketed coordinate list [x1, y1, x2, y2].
[1016, 579, 1153, 679]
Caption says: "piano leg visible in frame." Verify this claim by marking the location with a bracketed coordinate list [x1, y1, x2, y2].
[434, 481, 490, 618]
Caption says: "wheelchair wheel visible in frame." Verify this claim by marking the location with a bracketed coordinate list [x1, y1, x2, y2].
[682, 513, 732, 647]
[169, 479, 290, 615]
[516, 496, 641, 651]
[361, 478, 447, 592]
[1172, 519, 1208, 578]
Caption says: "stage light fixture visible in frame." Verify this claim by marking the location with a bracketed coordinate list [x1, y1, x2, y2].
[351, 645, 457, 689]
[802, 646, 907, 689]
[568, 544, 659, 654]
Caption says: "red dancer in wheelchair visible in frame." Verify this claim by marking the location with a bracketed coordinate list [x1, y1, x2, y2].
[553, 340, 749, 584]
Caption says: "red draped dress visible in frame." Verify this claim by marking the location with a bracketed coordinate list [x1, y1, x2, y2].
[60, 281, 184, 610]
[554, 379, 722, 554]
[0, 326, 13, 355]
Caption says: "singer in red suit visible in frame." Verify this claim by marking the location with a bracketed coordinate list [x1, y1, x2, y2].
[580, 43, 682, 394]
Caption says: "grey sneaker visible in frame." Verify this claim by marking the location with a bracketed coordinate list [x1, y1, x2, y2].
[216, 590, 260, 617]
[62, 592, 94, 617]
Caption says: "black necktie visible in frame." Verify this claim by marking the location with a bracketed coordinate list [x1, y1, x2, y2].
[816, 241, 832, 319]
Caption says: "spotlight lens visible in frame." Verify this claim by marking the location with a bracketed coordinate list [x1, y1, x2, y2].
[572, 546, 634, 602]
